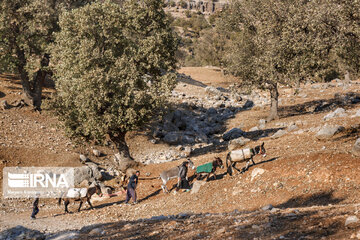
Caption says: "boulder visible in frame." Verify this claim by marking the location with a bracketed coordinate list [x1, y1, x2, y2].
[287, 123, 298, 132]
[258, 119, 266, 130]
[251, 168, 265, 181]
[345, 215, 359, 227]
[191, 180, 207, 194]
[92, 149, 101, 157]
[228, 137, 251, 151]
[163, 132, 182, 145]
[0, 226, 45, 240]
[243, 99, 254, 109]
[271, 129, 287, 139]
[73, 165, 102, 186]
[79, 154, 89, 163]
[323, 108, 347, 121]
[205, 86, 222, 96]
[223, 128, 245, 141]
[352, 138, 360, 156]
[316, 125, 345, 140]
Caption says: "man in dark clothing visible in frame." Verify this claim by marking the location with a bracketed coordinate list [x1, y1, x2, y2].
[125, 171, 140, 205]
[31, 197, 39, 219]
[177, 161, 190, 191]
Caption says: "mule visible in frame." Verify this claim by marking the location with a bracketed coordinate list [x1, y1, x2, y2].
[226, 142, 266, 176]
[160, 159, 195, 193]
[58, 182, 102, 213]
[195, 157, 224, 181]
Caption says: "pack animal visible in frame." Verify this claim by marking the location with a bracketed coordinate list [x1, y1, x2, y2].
[195, 157, 224, 181]
[160, 159, 195, 193]
[58, 182, 102, 213]
[226, 142, 266, 176]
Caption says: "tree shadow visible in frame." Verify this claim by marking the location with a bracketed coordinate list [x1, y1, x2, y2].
[332, 124, 360, 142]
[279, 92, 360, 119]
[177, 73, 208, 88]
[0, 91, 5, 98]
[275, 190, 344, 208]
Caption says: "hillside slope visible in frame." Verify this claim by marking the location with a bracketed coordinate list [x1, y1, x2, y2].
[0, 68, 360, 239]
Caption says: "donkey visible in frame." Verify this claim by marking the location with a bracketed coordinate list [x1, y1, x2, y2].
[160, 159, 195, 193]
[58, 182, 102, 213]
[195, 157, 224, 181]
[226, 142, 266, 176]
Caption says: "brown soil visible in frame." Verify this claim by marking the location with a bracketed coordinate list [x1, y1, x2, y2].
[0, 68, 360, 239]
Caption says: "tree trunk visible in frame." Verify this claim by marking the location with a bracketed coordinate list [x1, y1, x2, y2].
[110, 132, 135, 172]
[267, 83, 279, 122]
[14, 40, 48, 111]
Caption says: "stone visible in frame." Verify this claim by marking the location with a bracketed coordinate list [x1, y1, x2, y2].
[1, 100, 11, 110]
[352, 138, 360, 157]
[163, 132, 182, 145]
[243, 99, 254, 109]
[89, 227, 105, 235]
[223, 128, 245, 141]
[92, 149, 101, 157]
[345, 216, 359, 227]
[251, 168, 265, 181]
[316, 125, 345, 140]
[271, 129, 287, 139]
[258, 119, 266, 130]
[287, 123, 298, 132]
[261, 204, 274, 211]
[323, 108, 347, 121]
[352, 109, 360, 118]
[0, 226, 45, 240]
[249, 126, 259, 132]
[73, 165, 102, 185]
[50, 231, 79, 240]
[79, 154, 88, 163]
[228, 137, 251, 151]
[205, 86, 222, 96]
[191, 181, 207, 194]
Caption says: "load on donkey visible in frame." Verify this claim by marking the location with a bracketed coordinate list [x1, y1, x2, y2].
[195, 157, 224, 181]
[226, 142, 266, 176]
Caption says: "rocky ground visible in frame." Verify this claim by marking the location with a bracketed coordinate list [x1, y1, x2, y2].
[0, 67, 360, 239]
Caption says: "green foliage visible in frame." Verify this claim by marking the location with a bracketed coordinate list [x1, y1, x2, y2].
[172, 14, 210, 36]
[50, 0, 178, 143]
[222, 0, 360, 89]
[0, 0, 92, 107]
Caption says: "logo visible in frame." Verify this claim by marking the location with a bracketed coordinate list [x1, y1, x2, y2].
[3, 167, 74, 198]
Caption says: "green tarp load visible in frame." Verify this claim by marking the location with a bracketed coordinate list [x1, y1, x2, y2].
[196, 162, 213, 173]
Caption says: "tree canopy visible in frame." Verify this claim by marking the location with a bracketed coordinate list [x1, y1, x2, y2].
[50, 0, 178, 170]
[0, 0, 92, 109]
[220, 0, 360, 120]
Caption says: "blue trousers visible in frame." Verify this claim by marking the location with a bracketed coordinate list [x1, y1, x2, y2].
[125, 188, 136, 203]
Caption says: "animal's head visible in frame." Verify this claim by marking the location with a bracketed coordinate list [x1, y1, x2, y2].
[187, 159, 196, 170]
[92, 181, 103, 196]
[215, 157, 224, 169]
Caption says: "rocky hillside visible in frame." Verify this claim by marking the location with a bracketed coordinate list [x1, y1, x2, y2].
[0, 67, 360, 239]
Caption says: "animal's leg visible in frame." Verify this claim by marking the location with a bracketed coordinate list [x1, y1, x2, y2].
[251, 157, 256, 166]
[87, 198, 94, 209]
[161, 178, 169, 193]
[241, 161, 251, 173]
[77, 200, 83, 212]
[64, 199, 70, 213]
[232, 162, 242, 173]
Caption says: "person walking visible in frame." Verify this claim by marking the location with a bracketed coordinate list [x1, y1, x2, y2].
[177, 161, 190, 192]
[125, 171, 140, 205]
[30, 197, 39, 219]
